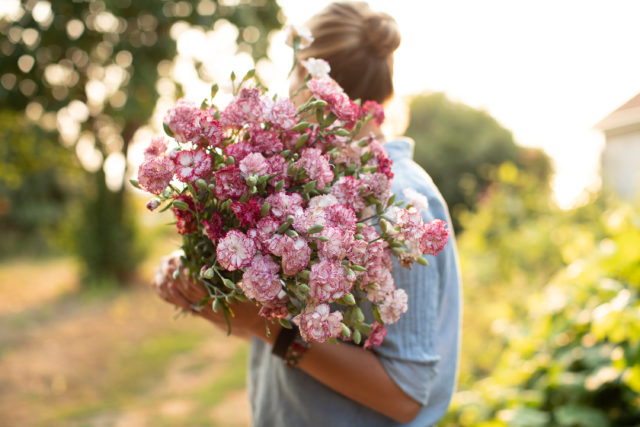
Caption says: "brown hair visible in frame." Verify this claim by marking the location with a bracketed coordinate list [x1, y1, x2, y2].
[298, 2, 401, 104]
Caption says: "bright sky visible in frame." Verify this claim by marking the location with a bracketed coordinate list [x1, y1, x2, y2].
[276, 0, 640, 207]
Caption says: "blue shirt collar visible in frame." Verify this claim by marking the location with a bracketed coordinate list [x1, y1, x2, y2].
[383, 137, 415, 161]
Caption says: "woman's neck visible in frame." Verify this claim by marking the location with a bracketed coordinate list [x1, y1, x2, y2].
[356, 122, 385, 142]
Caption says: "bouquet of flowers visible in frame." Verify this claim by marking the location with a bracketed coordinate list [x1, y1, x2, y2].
[134, 57, 449, 348]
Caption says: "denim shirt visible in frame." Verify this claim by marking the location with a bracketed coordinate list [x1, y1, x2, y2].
[248, 138, 462, 426]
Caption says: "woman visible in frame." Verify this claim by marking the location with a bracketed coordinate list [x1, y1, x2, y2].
[154, 2, 461, 425]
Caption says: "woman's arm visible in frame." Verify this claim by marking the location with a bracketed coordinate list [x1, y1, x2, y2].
[154, 255, 422, 423]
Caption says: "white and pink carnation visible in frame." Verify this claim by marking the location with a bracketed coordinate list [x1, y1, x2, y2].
[316, 226, 349, 261]
[144, 136, 168, 159]
[265, 192, 304, 220]
[196, 109, 224, 147]
[364, 265, 395, 303]
[347, 238, 368, 266]
[220, 87, 265, 128]
[249, 128, 283, 154]
[263, 97, 297, 129]
[213, 165, 247, 200]
[266, 154, 289, 186]
[241, 254, 282, 303]
[163, 98, 200, 143]
[258, 296, 290, 319]
[379, 289, 408, 325]
[293, 205, 327, 234]
[174, 148, 212, 182]
[138, 156, 174, 195]
[301, 58, 331, 79]
[360, 172, 391, 204]
[403, 188, 429, 212]
[293, 303, 343, 343]
[239, 152, 269, 179]
[280, 237, 312, 276]
[330, 176, 366, 211]
[307, 194, 339, 209]
[396, 207, 425, 238]
[247, 216, 280, 252]
[295, 148, 334, 190]
[308, 259, 351, 302]
[216, 230, 256, 271]
[420, 219, 449, 256]
[324, 204, 357, 234]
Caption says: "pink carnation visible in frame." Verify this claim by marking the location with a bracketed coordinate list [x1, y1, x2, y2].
[144, 136, 168, 159]
[308, 259, 351, 302]
[258, 296, 290, 319]
[230, 199, 262, 228]
[138, 156, 174, 195]
[213, 165, 247, 200]
[239, 152, 269, 179]
[360, 172, 391, 205]
[330, 176, 366, 211]
[295, 148, 334, 190]
[308, 194, 339, 209]
[364, 266, 395, 303]
[420, 219, 449, 256]
[216, 230, 256, 271]
[379, 289, 408, 325]
[280, 237, 311, 276]
[263, 97, 297, 129]
[202, 211, 225, 242]
[293, 304, 343, 343]
[240, 254, 281, 303]
[266, 154, 288, 186]
[324, 204, 357, 234]
[292, 205, 327, 234]
[174, 148, 212, 182]
[265, 192, 303, 220]
[220, 87, 265, 128]
[196, 109, 224, 147]
[363, 322, 387, 349]
[396, 207, 425, 239]
[368, 140, 394, 180]
[163, 98, 200, 143]
[362, 100, 385, 126]
[347, 238, 368, 266]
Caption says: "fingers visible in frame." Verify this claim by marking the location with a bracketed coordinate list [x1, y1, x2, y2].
[166, 281, 192, 311]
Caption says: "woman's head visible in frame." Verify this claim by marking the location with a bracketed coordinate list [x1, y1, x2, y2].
[297, 2, 401, 104]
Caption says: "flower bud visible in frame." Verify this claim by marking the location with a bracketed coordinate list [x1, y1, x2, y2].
[352, 329, 362, 345]
[195, 179, 208, 190]
[146, 199, 161, 211]
[279, 318, 293, 329]
[298, 284, 309, 294]
[341, 323, 352, 338]
[246, 176, 257, 186]
[285, 229, 298, 238]
[275, 179, 285, 192]
[354, 307, 365, 323]
[300, 270, 310, 280]
[226, 156, 235, 165]
[354, 234, 364, 240]
[223, 278, 236, 289]
[129, 179, 140, 189]
[212, 298, 220, 313]
[306, 224, 324, 234]
[202, 268, 215, 279]
[260, 202, 271, 217]
[290, 121, 310, 132]
[416, 256, 430, 266]
[341, 293, 356, 305]
[351, 265, 367, 272]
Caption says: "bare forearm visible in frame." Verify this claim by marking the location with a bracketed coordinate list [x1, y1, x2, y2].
[259, 326, 421, 423]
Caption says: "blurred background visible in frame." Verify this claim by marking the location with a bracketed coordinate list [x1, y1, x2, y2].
[1, 0, 639, 425]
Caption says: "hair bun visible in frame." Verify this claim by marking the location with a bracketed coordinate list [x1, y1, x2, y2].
[362, 12, 401, 58]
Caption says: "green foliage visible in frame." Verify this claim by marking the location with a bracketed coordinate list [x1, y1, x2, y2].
[0, 111, 80, 256]
[0, 0, 282, 281]
[406, 93, 552, 231]
[444, 170, 640, 425]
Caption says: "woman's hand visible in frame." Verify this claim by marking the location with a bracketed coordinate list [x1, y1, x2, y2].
[152, 253, 279, 343]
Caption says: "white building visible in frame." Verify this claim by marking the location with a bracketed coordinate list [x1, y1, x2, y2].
[596, 92, 640, 200]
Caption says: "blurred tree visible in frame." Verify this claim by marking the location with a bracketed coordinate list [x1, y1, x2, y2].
[0, 0, 282, 283]
[405, 92, 552, 231]
[0, 110, 81, 256]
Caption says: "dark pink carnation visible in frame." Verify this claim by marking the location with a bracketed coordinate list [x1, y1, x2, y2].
[240, 254, 281, 303]
[363, 322, 387, 349]
[420, 219, 449, 256]
[163, 98, 200, 143]
[231, 199, 262, 228]
[174, 148, 212, 182]
[173, 194, 198, 235]
[308, 259, 352, 303]
[295, 148, 334, 190]
[138, 156, 174, 195]
[368, 140, 394, 180]
[258, 297, 290, 319]
[330, 176, 366, 212]
[213, 165, 247, 200]
[293, 304, 343, 343]
[224, 141, 254, 163]
[144, 136, 168, 159]
[362, 100, 385, 126]
[266, 154, 288, 186]
[202, 211, 225, 242]
[216, 230, 256, 271]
